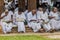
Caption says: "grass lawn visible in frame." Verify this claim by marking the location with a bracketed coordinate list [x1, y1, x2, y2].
[0, 35, 59, 40]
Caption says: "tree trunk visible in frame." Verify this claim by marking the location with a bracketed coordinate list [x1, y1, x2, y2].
[0, 0, 4, 14]
[18, 0, 25, 11]
[28, 0, 37, 11]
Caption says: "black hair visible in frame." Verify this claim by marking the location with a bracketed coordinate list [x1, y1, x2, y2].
[19, 8, 23, 12]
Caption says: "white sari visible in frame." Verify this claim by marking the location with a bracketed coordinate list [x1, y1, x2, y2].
[49, 12, 60, 30]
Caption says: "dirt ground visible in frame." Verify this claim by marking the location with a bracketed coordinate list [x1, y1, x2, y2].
[0, 32, 60, 39]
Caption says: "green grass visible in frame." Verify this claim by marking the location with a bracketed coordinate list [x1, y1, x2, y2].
[0, 35, 59, 40]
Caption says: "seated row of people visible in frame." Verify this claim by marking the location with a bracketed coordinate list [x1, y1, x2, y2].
[0, 7, 60, 34]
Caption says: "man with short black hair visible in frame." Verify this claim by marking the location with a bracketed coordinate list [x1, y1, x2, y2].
[1, 9, 13, 34]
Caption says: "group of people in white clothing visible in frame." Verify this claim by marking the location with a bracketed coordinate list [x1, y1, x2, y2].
[0, 6, 60, 34]
[0, 0, 60, 34]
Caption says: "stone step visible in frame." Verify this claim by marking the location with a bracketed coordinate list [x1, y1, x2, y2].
[26, 27, 32, 30]
[11, 26, 33, 33]
[0, 25, 33, 33]
[26, 30, 33, 32]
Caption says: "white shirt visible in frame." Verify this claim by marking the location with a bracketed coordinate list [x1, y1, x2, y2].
[1, 12, 12, 21]
[42, 0, 51, 5]
[9, 11, 13, 15]
[8, 1, 12, 8]
[15, 12, 26, 21]
[4, 0, 8, 3]
[15, 0, 18, 4]
[5, 5, 8, 9]
[40, 12, 49, 22]
[14, 7, 18, 12]
[37, 11, 43, 20]
[49, 12, 59, 20]
[27, 12, 37, 22]
[13, 10, 18, 19]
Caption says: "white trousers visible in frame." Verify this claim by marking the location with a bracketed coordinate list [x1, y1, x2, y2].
[28, 22, 41, 32]
[17, 22, 25, 32]
[1, 22, 12, 33]
[40, 19, 51, 32]
[43, 23, 51, 32]
[50, 19, 60, 30]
